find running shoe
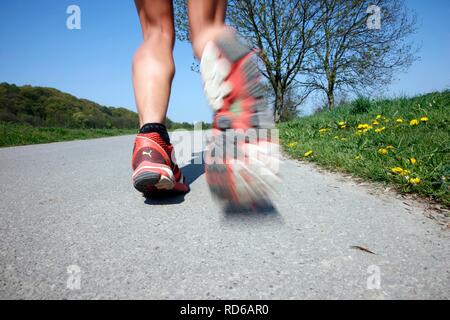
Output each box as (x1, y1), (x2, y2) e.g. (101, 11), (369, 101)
(132, 133), (189, 195)
(201, 32), (280, 207)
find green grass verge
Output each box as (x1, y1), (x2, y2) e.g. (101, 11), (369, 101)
(279, 91), (450, 207)
(0, 122), (137, 147)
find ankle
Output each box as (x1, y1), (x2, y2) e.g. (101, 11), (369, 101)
(139, 123), (170, 145)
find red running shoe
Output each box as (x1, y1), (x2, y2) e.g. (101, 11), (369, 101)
(132, 133), (189, 195)
(201, 33), (280, 207)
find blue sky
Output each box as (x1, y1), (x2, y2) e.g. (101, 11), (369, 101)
(0, 0), (449, 123)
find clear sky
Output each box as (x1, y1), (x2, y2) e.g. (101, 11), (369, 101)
(0, 0), (449, 122)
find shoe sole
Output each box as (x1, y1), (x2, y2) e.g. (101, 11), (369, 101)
(212, 36), (273, 131)
(133, 171), (190, 195)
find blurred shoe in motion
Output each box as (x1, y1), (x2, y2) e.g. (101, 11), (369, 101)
(201, 32), (280, 208)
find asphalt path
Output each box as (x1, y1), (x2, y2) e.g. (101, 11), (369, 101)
(0, 132), (448, 299)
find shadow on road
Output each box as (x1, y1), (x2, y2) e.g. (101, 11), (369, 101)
(144, 192), (187, 205)
(144, 152), (205, 206)
(221, 201), (284, 227)
(181, 152), (205, 185)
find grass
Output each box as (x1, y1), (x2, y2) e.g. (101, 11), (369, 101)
(279, 91), (450, 208)
(0, 122), (137, 147)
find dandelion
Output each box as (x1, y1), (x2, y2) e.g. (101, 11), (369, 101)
(400, 169), (411, 177)
(304, 150), (314, 157)
(391, 167), (404, 174)
(357, 124), (373, 134)
(396, 118), (404, 124)
(409, 119), (419, 126)
(287, 142), (298, 148)
(409, 177), (421, 185)
(378, 148), (389, 155)
(319, 128), (329, 134)
(409, 157), (417, 165)
(375, 127), (386, 133)
(386, 145), (395, 150)
(420, 116), (429, 122)
(358, 124), (370, 130)
(391, 167), (410, 177)
(372, 120), (380, 125)
(338, 121), (347, 129)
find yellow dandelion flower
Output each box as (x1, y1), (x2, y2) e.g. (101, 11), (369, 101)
(400, 169), (411, 177)
(409, 119), (419, 126)
(396, 118), (404, 124)
(386, 145), (395, 150)
(378, 148), (389, 155)
(372, 120), (380, 125)
(319, 128), (329, 134)
(287, 142), (298, 148)
(420, 117), (429, 122)
(391, 167), (404, 174)
(375, 127), (386, 133)
(409, 157), (417, 165)
(304, 150), (314, 157)
(338, 121), (347, 129)
(357, 124), (370, 130)
(409, 177), (421, 185)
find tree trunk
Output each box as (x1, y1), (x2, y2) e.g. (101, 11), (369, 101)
(273, 81), (284, 123)
(327, 92), (334, 110)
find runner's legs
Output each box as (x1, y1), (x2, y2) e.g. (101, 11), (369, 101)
(133, 0), (175, 126)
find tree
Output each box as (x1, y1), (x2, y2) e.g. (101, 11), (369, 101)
(174, 0), (324, 122)
(308, 0), (418, 110)
(230, 0), (328, 122)
(174, 0), (418, 117)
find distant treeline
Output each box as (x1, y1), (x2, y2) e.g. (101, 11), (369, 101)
(0, 83), (206, 130)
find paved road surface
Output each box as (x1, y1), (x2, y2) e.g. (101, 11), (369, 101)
(0, 133), (448, 299)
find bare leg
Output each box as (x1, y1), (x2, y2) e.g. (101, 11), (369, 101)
(188, 0), (231, 59)
(133, 0), (175, 126)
